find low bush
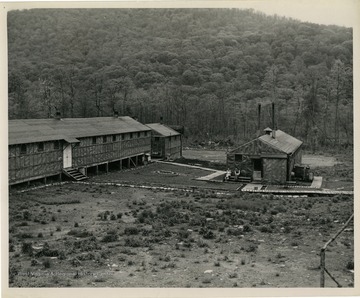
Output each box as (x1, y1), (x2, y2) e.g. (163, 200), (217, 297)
(245, 244), (257, 253)
(346, 260), (354, 270)
(124, 226), (140, 236)
(102, 233), (118, 243)
(23, 211), (31, 221)
(18, 232), (33, 239)
(259, 226), (272, 233)
(21, 242), (33, 255)
(68, 229), (93, 238)
(43, 259), (51, 268)
(124, 236), (148, 247)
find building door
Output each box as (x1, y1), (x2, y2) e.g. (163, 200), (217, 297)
(63, 144), (72, 168)
(252, 158), (262, 177)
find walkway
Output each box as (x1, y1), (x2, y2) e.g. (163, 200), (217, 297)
(154, 160), (221, 172)
(311, 176), (323, 188)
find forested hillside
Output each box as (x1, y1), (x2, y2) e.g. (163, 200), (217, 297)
(8, 9), (353, 147)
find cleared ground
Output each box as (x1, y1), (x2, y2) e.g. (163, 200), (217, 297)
(182, 149), (340, 168)
(9, 162), (354, 288)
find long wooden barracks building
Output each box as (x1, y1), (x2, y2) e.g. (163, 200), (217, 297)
(8, 115), (152, 186)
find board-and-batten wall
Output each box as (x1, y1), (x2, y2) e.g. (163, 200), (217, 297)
(9, 131), (151, 184)
(72, 132), (151, 167)
(8, 141), (63, 184)
(151, 136), (181, 159)
(262, 158), (287, 184)
(164, 136), (181, 159)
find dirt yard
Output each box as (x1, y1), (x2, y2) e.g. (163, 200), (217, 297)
(9, 162), (354, 288)
(182, 149), (342, 168)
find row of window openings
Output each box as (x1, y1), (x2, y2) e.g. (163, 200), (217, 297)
(154, 136), (180, 142)
(93, 132), (147, 144)
(18, 133), (148, 154)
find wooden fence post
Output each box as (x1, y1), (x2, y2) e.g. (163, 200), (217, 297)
(320, 248), (325, 287)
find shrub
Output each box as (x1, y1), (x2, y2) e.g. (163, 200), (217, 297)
(243, 224), (251, 233)
(346, 260), (354, 270)
(178, 229), (190, 240)
(56, 226), (62, 232)
(35, 243), (62, 257)
(200, 227), (216, 239)
(197, 239), (209, 248)
(18, 233), (33, 239)
(228, 272), (238, 278)
(245, 244), (257, 253)
(31, 259), (40, 266)
(43, 259), (51, 268)
(38, 232), (44, 238)
(51, 215), (56, 221)
(202, 278), (212, 284)
(110, 214), (116, 220)
(74, 222), (79, 228)
(259, 226), (272, 233)
(101, 233), (118, 243)
(124, 226), (140, 235)
(124, 237), (145, 247)
(23, 211), (31, 221)
(117, 212), (123, 219)
(21, 242), (33, 255)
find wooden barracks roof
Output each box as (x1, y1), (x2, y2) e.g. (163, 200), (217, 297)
(259, 129), (302, 154)
(146, 123), (180, 137)
(230, 129), (302, 156)
(9, 116), (151, 145)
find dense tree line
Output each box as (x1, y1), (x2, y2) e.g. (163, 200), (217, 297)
(8, 8), (353, 147)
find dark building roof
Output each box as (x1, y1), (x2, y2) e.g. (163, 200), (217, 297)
(9, 117), (151, 145)
(258, 129), (302, 154)
(146, 123), (180, 137)
(229, 129), (302, 156)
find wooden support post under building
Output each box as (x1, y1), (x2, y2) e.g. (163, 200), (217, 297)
(105, 162), (109, 173)
(59, 173), (62, 182)
(96, 165), (99, 175)
(128, 158), (130, 169)
(119, 160), (122, 170)
(44, 177), (47, 185)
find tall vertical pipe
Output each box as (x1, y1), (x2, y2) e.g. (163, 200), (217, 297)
(272, 102), (276, 139)
(258, 104), (261, 131)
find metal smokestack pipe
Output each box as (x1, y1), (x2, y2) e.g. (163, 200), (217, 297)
(258, 104), (261, 131)
(272, 102), (276, 139)
(256, 103), (261, 137)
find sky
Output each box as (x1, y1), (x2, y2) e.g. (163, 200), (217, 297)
(247, 0), (358, 27)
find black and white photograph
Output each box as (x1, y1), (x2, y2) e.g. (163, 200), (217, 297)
(3, 0), (358, 294)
